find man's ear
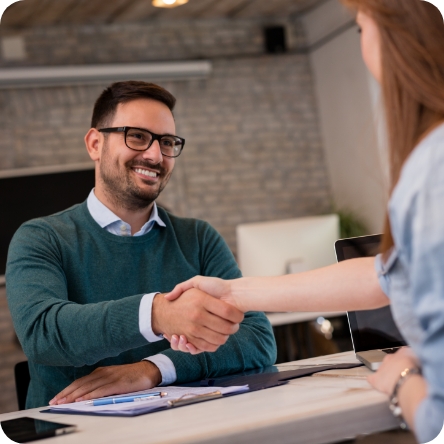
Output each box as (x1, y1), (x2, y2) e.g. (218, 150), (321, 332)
(85, 128), (102, 161)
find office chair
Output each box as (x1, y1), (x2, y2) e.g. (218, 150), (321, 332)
(14, 361), (30, 411)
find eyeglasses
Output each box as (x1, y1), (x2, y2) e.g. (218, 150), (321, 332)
(99, 126), (185, 158)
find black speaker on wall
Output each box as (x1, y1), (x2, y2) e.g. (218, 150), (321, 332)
(264, 26), (287, 54)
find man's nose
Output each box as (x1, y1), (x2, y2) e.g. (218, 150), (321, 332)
(142, 139), (163, 164)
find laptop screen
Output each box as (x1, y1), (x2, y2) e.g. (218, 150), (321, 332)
(335, 235), (406, 352)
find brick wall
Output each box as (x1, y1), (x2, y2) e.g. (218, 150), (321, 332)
(0, 18), (305, 67)
(0, 17), (332, 413)
(0, 16), (331, 250)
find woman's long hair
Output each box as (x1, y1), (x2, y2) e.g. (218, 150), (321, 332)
(341, 0), (444, 251)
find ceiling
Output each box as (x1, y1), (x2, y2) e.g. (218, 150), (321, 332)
(3, 0), (323, 28)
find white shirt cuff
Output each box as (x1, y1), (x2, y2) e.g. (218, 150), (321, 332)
(139, 293), (164, 343)
(144, 355), (177, 386)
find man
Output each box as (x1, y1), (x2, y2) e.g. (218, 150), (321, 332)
(6, 81), (276, 409)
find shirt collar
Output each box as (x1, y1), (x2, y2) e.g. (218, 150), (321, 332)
(87, 189), (166, 233)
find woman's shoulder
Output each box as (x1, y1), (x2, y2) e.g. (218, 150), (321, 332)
(396, 123), (444, 196)
(406, 123), (444, 173)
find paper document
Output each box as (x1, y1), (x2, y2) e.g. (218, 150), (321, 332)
(48, 385), (248, 416)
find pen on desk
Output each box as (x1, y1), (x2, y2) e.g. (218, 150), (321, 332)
(85, 392), (167, 406)
(168, 391), (222, 408)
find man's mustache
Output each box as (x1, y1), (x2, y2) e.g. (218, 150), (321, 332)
(127, 160), (164, 174)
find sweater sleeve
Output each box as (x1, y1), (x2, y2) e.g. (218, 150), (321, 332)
(160, 221), (277, 382)
(6, 222), (147, 367)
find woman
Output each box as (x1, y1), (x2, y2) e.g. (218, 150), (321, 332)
(166, 0), (444, 441)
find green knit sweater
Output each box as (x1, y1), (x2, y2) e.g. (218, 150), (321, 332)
(6, 202), (276, 409)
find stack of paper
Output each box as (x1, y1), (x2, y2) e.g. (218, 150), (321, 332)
(47, 385), (249, 417)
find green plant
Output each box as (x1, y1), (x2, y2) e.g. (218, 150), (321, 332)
(335, 208), (369, 239)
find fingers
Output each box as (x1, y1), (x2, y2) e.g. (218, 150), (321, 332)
(170, 334), (214, 355)
(185, 298), (239, 340)
(201, 310), (240, 336)
(49, 370), (105, 405)
(185, 342), (200, 354)
(49, 362), (160, 406)
(203, 296), (244, 325)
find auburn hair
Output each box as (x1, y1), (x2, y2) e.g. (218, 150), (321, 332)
(341, 0), (444, 251)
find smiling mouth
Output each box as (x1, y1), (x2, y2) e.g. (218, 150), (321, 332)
(133, 167), (159, 179)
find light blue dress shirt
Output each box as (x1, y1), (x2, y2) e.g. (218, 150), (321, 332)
(375, 123), (444, 442)
(87, 190), (177, 385)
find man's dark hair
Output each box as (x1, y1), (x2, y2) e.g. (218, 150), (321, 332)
(91, 80), (177, 128)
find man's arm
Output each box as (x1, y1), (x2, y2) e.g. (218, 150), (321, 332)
(49, 288), (245, 405)
(6, 222), (243, 368)
(6, 222), (148, 367)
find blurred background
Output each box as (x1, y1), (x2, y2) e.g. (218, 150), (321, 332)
(0, 0), (388, 414)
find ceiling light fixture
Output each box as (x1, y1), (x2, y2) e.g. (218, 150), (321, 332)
(152, 0), (189, 8)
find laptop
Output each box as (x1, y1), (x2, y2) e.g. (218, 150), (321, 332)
(335, 235), (407, 370)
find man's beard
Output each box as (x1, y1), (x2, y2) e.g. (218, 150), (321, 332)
(99, 144), (171, 211)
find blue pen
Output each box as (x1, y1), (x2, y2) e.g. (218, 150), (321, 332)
(85, 392), (167, 406)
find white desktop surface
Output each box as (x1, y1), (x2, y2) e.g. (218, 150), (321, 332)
(266, 311), (346, 326)
(0, 352), (400, 444)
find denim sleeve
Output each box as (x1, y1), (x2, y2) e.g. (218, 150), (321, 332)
(405, 150), (444, 443)
(374, 253), (392, 298)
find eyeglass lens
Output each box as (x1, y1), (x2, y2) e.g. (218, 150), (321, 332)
(126, 128), (182, 157)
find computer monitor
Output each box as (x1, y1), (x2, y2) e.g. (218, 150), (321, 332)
(0, 163), (95, 283)
(236, 214), (340, 277)
(335, 235), (406, 352)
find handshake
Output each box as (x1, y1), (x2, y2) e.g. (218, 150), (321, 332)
(154, 276), (243, 355)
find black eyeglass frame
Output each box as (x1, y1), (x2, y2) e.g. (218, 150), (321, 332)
(98, 126), (185, 158)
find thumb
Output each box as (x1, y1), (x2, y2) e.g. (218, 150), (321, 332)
(164, 278), (199, 301)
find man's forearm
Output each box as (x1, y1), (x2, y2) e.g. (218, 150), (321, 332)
(232, 258), (389, 313)
(14, 295), (147, 367)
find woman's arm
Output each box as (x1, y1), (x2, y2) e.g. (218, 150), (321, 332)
(167, 257), (389, 313)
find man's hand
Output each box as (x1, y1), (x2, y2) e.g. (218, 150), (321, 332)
(49, 361), (161, 405)
(153, 288), (243, 354)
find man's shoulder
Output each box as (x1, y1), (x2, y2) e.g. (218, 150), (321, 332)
(157, 207), (213, 232)
(18, 202), (88, 235)
(157, 207), (228, 251)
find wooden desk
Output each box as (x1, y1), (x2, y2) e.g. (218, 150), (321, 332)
(0, 352), (401, 444)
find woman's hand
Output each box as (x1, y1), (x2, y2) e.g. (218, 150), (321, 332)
(163, 334), (201, 354)
(367, 347), (426, 432)
(367, 347), (420, 395)
(165, 276), (238, 308)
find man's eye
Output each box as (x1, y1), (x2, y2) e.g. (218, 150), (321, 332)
(129, 132), (144, 140)
(161, 138), (174, 147)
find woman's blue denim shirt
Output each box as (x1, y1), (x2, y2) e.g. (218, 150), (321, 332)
(375, 123), (444, 443)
